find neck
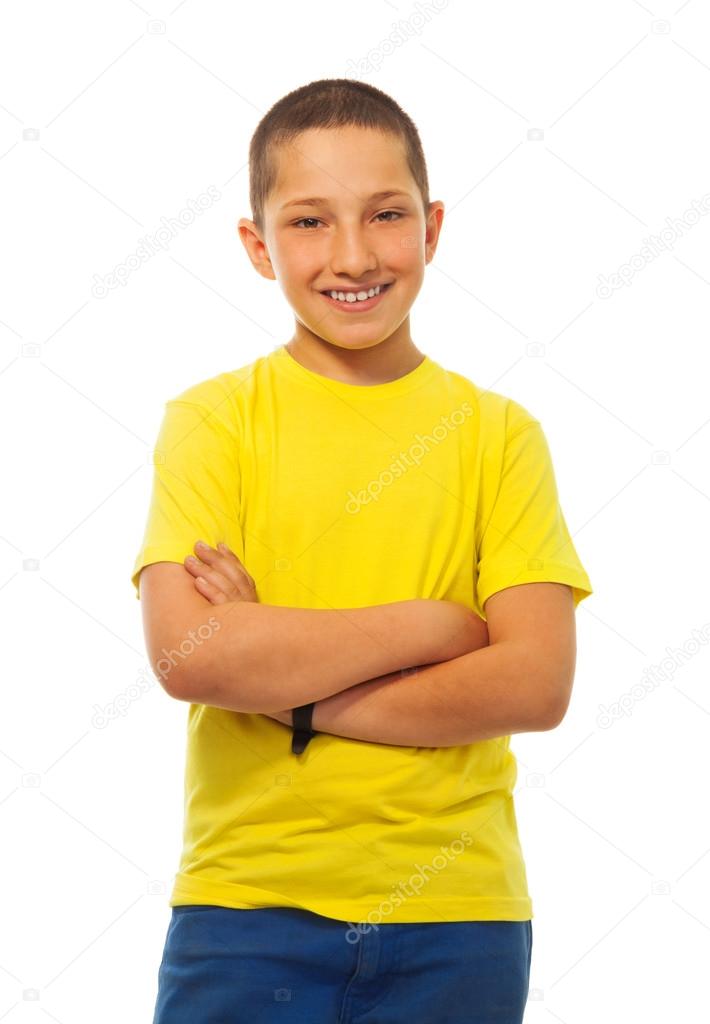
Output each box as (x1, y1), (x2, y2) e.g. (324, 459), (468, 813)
(286, 324), (425, 386)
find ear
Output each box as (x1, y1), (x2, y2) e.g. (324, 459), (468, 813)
(424, 201), (445, 265)
(237, 217), (277, 281)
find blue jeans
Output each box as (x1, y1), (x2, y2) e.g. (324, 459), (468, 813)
(152, 904), (532, 1023)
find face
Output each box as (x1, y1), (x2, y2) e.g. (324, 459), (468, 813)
(238, 126), (444, 353)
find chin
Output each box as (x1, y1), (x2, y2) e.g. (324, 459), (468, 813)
(316, 335), (385, 352)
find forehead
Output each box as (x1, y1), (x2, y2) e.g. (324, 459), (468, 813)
(269, 126), (414, 207)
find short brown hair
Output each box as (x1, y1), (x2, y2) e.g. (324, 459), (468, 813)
(248, 78), (431, 234)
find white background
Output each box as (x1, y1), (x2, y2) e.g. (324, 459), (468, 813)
(2, 0), (709, 1020)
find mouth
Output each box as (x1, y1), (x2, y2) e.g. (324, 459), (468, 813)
(318, 281), (393, 313)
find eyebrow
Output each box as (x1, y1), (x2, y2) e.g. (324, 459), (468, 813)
(279, 190), (412, 210)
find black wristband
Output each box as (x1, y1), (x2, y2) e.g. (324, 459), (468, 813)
(291, 702), (317, 754)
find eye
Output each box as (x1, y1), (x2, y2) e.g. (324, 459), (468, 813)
(293, 217), (321, 230)
(292, 210), (403, 230)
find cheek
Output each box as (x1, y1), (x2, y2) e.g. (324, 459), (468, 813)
(384, 232), (426, 272)
(279, 242), (322, 281)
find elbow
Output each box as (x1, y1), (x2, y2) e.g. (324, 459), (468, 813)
(146, 603), (264, 710)
(139, 564), (253, 705)
(534, 678), (573, 731)
(146, 620), (229, 704)
(148, 646), (197, 702)
(536, 700), (567, 731)
(158, 638), (257, 711)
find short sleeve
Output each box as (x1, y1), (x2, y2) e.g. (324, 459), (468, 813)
(130, 398), (243, 600)
(475, 419), (593, 615)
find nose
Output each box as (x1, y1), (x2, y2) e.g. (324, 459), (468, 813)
(328, 223), (378, 280)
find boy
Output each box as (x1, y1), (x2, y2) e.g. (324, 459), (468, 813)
(133, 78), (592, 1024)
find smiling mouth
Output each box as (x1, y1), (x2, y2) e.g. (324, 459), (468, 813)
(319, 282), (393, 312)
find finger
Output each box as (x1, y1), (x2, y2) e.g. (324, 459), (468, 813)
(193, 574), (231, 605)
(183, 554), (209, 579)
(217, 542), (257, 589)
(195, 541), (256, 593)
(184, 556), (234, 595)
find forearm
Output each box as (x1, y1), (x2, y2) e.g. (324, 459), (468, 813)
(308, 640), (553, 747)
(181, 598), (472, 713)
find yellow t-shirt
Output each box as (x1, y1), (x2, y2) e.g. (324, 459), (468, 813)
(131, 343), (593, 924)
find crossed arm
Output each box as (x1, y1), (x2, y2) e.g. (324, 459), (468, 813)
(271, 634), (569, 747)
(265, 583), (576, 746)
(140, 543), (577, 748)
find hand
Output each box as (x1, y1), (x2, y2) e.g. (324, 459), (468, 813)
(183, 541), (293, 725)
(183, 540), (258, 605)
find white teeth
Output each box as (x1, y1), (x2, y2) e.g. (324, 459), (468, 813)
(327, 284), (384, 302)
